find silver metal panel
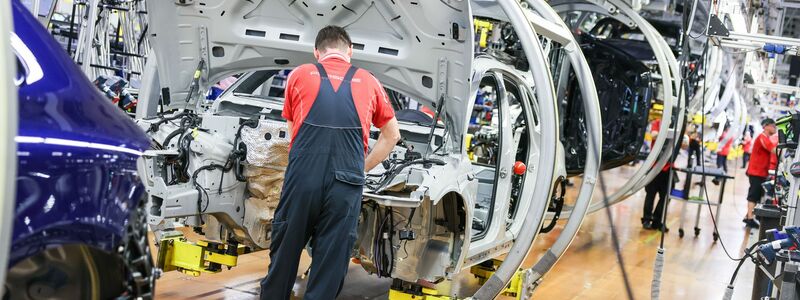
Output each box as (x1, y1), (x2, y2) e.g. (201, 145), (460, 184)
(146, 0), (473, 143)
(0, 0), (18, 291)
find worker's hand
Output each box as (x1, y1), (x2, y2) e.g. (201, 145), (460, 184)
(365, 118), (401, 172)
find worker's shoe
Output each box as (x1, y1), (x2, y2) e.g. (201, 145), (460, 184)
(641, 218), (652, 229)
(651, 223), (668, 232)
(711, 178), (720, 185)
(742, 218), (760, 229)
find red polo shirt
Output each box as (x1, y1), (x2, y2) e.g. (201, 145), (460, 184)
(743, 136), (752, 154)
(282, 54), (395, 154)
(648, 119), (671, 171)
(746, 133), (777, 178)
(718, 131), (733, 156)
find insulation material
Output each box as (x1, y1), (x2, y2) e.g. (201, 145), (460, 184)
(240, 119), (290, 249)
(240, 119), (290, 168)
(243, 166), (285, 249)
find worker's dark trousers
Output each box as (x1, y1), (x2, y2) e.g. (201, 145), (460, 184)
(261, 65), (364, 300)
(687, 142), (702, 167)
(716, 154), (728, 173)
(742, 152), (750, 168)
(643, 169), (670, 226)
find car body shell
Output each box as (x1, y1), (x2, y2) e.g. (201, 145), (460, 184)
(10, 0), (150, 267)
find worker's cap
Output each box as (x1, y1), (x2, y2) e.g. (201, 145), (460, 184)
(761, 118), (776, 126)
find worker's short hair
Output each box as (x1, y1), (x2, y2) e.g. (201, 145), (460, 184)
(315, 26), (351, 52)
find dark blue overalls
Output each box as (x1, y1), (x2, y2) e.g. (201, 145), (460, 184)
(260, 64), (365, 300)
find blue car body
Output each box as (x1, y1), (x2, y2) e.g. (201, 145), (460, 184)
(10, 0), (150, 269)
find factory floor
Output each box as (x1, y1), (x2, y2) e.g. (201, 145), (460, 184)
(153, 159), (759, 299)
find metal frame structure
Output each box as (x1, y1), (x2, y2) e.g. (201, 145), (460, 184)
(550, 0), (685, 216)
(0, 0), (18, 292)
(136, 1), (568, 298)
(466, 0), (604, 297)
(518, 0), (603, 293)
(709, 14), (800, 56)
(467, 2), (602, 293)
(56, 0), (151, 82)
(748, 82), (800, 96)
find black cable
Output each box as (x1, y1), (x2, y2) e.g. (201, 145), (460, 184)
(406, 208), (416, 228)
(696, 38), (748, 262)
(388, 207), (395, 276)
(370, 158), (445, 193)
(146, 111), (189, 133)
(770, 148), (784, 204)
(432, 126), (449, 155)
(597, 172), (636, 300)
(727, 240), (769, 285)
(161, 127), (186, 148)
(658, 0), (696, 249)
(191, 163), (229, 214)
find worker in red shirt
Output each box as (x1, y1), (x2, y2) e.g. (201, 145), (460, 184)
(260, 26), (400, 300)
(743, 118), (778, 229)
(741, 132), (752, 168)
(712, 125), (733, 185)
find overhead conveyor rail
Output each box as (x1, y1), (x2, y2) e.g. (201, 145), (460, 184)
(520, 0), (602, 293)
(468, 0), (603, 298)
(465, 1), (561, 298)
(747, 82), (800, 96)
(708, 15), (800, 56)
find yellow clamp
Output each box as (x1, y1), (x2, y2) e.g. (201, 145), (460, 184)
(470, 259), (527, 300)
(388, 289), (452, 300)
(474, 19), (494, 48)
(156, 236), (244, 277)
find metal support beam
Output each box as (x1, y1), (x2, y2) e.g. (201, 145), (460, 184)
(0, 0), (18, 293)
(747, 82), (800, 96)
(709, 14), (800, 56)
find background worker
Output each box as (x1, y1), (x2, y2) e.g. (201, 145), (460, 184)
(260, 26), (401, 300)
(743, 118), (778, 229)
(687, 124), (702, 167)
(641, 121), (687, 231)
(712, 124), (733, 185)
(741, 132), (752, 168)
(642, 162), (672, 231)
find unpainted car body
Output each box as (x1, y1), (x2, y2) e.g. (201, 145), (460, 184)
(559, 13), (657, 174)
(137, 0), (561, 284)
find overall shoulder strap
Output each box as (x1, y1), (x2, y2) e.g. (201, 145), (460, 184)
(342, 66), (358, 82)
(314, 63), (329, 79)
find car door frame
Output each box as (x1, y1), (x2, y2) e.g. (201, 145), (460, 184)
(467, 69), (514, 246)
(464, 60), (542, 266)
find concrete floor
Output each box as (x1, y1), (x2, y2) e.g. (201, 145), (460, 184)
(153, 158), (760, 299)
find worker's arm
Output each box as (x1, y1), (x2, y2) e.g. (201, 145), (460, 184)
(761, 134), (777, 153)
(365, 118), (401, 172)
(282, 68), (301, 135)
